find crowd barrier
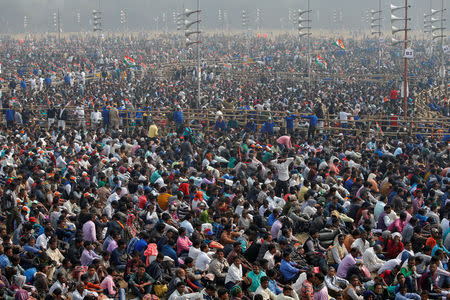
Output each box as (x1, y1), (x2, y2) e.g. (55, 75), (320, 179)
(2, 106), (448, 139)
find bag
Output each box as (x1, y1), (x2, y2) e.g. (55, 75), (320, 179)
(153, 283), (168, 298)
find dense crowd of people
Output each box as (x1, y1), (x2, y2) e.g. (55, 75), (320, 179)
(0, 33), (448, 300)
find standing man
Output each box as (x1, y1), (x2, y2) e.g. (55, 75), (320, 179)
(300, 113), (318, 140)
(271, 154), (294, 197)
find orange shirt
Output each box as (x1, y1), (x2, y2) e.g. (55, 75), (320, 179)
(344, 234), (355, 252)
(426, 237), (437, 249)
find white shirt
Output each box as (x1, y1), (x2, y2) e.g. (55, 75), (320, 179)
(36, 233), (50, 250)
(195, 251), (211, 271)
(255, 285), (277, 300)
(351, 238), (370, 254)
(225, 263), (242, 284)
(362, 247), (385, 272)
(276, 291), (299, 300)
(378, 258), (401, 274)
(339, 111), (351, 124)
(188, 247), (201, 261)
(263, 250), (276, 269)
(168, 290), (201, 300)
(292, 272), (307, 293)
(271, 158), (294, 182)
(72, 290), (97, 300)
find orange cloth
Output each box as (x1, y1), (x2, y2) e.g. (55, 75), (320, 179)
(157, 193), (172, 210)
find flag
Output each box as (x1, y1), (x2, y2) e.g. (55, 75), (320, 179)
(375, 121), (384, 136)
(102, 94), (107, 102)
(315, 55), (328, 69)
(47, 96), (51, 106)
(289, 66), (294, 73)
(334, 39), (345, 50)
(266, 65), (272, 71)
(223, 63), (231, 70)
(123, 55), (136, 68)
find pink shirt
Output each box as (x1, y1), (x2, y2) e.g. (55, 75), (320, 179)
(276, 136), (292, 149)
(176, 236), (193, 255)
(100, 275), (117, 296)
(107, 240), (118, 253)
(82, 220), (96, 242)
(313, 285), (329, 300)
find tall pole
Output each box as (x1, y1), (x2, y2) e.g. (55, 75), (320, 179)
(197, 0), (201, 108)
(57, 8), (61, 42)
(378, 0), (382, 71)
(307, 0), (311, 97)
(440, 0), (446, 94)
(403, 0), (408, 120)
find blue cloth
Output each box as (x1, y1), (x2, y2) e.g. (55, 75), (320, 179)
(23, 244), (40, 254)
(20, 80), (26, 90)
(5, 109), (14, 122)
(102, 107), (110, 124)
(267, 213), (277, 227)
(214, 120), (226, 131)
(268, 278), (282, 295)
(395, 292), (421, 300)
(261, 121), (274, 134)
(280, 259), (299, 281)
(431, 244), (450, 256)
(24, 268), (37, 284)
(301, 115), (318, 126)
(134, 239), (148, 253)
(173, 111), (183, 124)
(161, 244), (179, 266)
(244, 121), (256, 132)
(0, 254), (11, 269)
(285, 115), (297, 130)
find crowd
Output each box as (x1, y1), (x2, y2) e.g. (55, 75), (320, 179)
(0, 33), (448, 300)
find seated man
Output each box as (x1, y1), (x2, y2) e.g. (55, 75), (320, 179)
(128, 264), (154, 299)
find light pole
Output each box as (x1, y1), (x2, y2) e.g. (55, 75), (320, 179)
(23, 16), (28, 33)
(430, 0), (447, 95)
(298, 1), (312, 96)
(184, 2), (201, 107)
(76, 12), (81, 33)
(391, 1), (411, 120)
(120, 10), (127, 32)
(371, 0), (383, 71)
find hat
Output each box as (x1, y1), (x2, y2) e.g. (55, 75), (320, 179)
(22, 206), (29, 212)
(29, 217), (36, 223)
(82, 172), (88, 177)
(54, 191), (61, 196)
(195, 191), (204, 199)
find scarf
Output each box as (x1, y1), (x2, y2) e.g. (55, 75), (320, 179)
(313, 282), (325, 293)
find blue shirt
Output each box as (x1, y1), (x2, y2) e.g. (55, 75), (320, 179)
(173, 111), (183, 124)
(267, 213), (277, 227)
(268, 278), (282, 295)
(301, 115), (318, 126)
(214, 120), (226, 131)
(0, 254), (11, 269)
(161, 244), (179, 266)
(431, 244), (450, 256)
(280, 259), (299, 281)
(261, 121), (274, 134)
(134, 239), (148, 253)
(285, 115), (297, 129)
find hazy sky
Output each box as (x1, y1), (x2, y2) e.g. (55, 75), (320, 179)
(0, 0), (447, 34)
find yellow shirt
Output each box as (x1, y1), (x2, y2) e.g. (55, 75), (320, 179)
(148, 124), (158, 138)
